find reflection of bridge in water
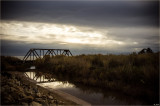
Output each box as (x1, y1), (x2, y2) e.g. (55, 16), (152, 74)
(24, 71), (56, 83)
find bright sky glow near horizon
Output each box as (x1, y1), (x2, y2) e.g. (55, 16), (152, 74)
(1, 20), (125, 45)
(1, 1), (159, 56)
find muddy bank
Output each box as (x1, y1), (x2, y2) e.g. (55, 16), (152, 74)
(1, 71), (77, 105)
(44, 87), (91, 105)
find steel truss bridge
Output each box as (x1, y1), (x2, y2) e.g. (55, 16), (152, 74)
(23, 48), (73, 63)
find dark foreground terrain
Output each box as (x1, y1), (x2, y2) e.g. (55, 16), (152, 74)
(1, 71), (76, 105)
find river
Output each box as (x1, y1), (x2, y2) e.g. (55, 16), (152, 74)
(24, 71), (144, 105)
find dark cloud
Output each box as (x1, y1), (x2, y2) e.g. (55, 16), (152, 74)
(1, 1), (159, 56)
(0, 39), (130, 56)
(1, 40), (69, 56)
(1, 38), (159, 57)
(1, 40), (30, 56)
(1, 1), (159, 28)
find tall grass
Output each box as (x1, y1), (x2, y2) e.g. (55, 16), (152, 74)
(35, 53), (159, 104)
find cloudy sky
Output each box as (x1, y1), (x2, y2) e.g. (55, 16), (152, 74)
(1, 0), (159, 56)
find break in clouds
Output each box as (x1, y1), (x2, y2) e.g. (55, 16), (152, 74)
(1, 1), (159, 56)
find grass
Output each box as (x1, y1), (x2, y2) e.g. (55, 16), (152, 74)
(35, 52), (159, 104)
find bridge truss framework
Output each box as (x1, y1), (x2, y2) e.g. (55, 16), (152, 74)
(23, 48), (73, 62)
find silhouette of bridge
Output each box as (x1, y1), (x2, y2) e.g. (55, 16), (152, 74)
(23, 48), (73, 63)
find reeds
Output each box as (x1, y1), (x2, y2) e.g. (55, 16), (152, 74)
(35, 52), (159, 104)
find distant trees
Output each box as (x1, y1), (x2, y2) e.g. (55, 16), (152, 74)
(138, 48), (153, 54)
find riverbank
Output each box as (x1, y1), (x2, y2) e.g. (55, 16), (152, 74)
(24, 71), (91, 105)
(1, 71), (77, 105)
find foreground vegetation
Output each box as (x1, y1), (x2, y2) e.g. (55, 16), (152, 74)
(1, 52), (159, 104)
(35, 52), (159, 104)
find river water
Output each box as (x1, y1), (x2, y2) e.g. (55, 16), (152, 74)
(24, 71), (144, 105)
